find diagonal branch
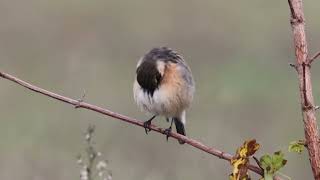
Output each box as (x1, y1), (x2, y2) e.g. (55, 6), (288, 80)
(0, 71), (266, 177)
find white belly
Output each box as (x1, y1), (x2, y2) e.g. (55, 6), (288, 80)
(133, 80), (191, 117)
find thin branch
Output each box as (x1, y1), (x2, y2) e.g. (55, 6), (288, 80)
(253, 156), (263, 170)
(0, 71), (266, 177)
(287, 0), (320, 179)
(309, 50), (320, 64)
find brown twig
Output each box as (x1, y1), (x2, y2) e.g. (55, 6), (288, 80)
(0, 71), (268, 177)
(287, 0), (320, 179)
(253, 156), (263, 170)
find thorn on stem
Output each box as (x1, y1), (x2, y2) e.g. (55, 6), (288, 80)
(289, 63), (297, 70)
(315, 106), (320, 111)
(309, 51), (320, 64)
(75, 90), (86, 108)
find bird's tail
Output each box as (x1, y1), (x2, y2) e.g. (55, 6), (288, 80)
(173, 117), (186, 144)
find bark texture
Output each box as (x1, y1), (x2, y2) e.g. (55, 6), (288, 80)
(288, 0), (320, 179)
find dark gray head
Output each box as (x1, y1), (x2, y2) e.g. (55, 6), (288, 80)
(136, 47), (184, 96)
(142, 47), (184, 64)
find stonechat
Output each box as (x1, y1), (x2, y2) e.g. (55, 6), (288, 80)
(133, 47), (195, 144)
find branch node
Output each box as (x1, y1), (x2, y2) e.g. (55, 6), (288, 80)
(302, 104), (313, 111)
(289, 63), (298, 70)
(219, 151), (225, 159)
(75, 90), (86, 108)
(290, 15), (304, 25)
(290, 18), (298, 25)
(308, 51), (320, 64)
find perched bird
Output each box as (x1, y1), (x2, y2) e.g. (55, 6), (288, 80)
(133, 47), (195, 144)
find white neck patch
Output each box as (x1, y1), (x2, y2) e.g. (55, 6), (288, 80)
(156, 60), (166, 76)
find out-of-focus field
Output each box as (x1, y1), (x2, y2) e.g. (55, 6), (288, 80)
(1, 0), (320, 179)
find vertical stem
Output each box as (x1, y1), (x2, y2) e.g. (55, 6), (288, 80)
(288, 0), (320, 179)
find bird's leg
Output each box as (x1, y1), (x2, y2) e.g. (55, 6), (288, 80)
(143, 115), (156, 134)
(164, 118), (174, 141)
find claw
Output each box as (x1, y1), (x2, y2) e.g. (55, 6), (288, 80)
(143, 120), (152, 134)
(163, 127), (172, 141)
(143, 115), (156, 134)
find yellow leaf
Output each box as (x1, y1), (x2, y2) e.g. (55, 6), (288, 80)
(230, 139), (260, 180)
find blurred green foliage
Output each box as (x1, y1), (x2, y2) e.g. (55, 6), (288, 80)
(288, 140), (305, 154)
(260, 151), (287, 180)
(1, 0), (320, 179)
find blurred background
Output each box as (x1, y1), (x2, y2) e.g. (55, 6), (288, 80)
(1, 0), (320, 179)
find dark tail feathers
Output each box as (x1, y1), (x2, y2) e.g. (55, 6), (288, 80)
(173, 118), (186, 144)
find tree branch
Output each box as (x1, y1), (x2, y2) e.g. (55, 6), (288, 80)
(287, 0), (320, 179)
(0, 71), (267, 177)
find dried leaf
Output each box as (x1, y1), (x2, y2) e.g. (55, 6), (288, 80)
(230, 139), (260, 180)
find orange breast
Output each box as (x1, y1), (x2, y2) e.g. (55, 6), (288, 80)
(158, 62), (186, 115)
(161, 63), (183, 91)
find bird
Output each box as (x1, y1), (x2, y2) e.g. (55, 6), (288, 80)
(133, 47), (195, 144)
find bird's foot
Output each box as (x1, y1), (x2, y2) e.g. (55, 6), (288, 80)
(163, 127), (172, 141)
(143, 115), (156, 134)
(143, 120), (152, 134)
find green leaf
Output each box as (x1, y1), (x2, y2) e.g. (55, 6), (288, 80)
(288, 141), (304, 154)
(260, 151), (287, 178)
(272, 151), (287, 172)
(260, 154), (272, 172)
